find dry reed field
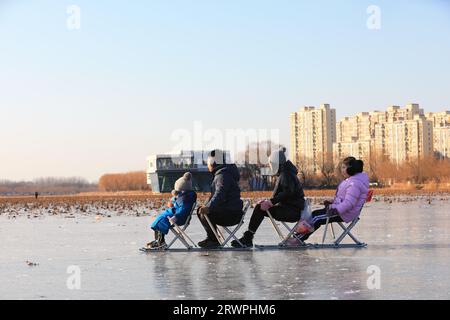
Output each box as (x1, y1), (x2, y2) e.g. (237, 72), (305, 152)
(1, 188), (449, 218)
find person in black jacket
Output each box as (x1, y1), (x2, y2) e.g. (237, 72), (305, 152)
(197, 150), (244, 249)
(232, 147), (305, 248)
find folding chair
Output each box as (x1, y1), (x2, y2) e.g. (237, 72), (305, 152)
(266, 198), (311, 247)
(322, 190), (374, 246)
(165, 202), (198, 250)
(203, 199), (251, 248)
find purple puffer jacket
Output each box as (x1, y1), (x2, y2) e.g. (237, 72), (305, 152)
(331, 172), (369, 223)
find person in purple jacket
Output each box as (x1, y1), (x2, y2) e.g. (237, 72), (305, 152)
(291, 156), (369, 243)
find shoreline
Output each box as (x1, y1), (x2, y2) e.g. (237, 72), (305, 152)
(2, 188), (450, 201)
(0, 190), (449, 219)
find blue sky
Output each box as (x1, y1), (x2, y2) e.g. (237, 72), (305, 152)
(1, 0), (450, 181)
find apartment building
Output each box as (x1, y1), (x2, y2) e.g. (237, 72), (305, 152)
(426, 111), (450, 159)
(374, 114), (433, 164)
(290, 104), (336, 173)
(433, 126), (450, 159)
(293, 103), (447, 171)
(335, 112), (373, 163)
(333, 139), (372, 165)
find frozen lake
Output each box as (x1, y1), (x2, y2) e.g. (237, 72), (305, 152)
(1, 199), (449, 300)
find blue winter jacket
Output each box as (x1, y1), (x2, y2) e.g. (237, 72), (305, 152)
(151, 190), (197, 235)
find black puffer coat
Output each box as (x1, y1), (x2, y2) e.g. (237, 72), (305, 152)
(270, 160), (305, 211)
(206, 164), (243, 212)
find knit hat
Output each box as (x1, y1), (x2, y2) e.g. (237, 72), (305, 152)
(174, 172), (193, 192)
(268, 147), (287, 175)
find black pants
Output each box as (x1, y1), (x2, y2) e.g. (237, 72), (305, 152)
(248, 204), (301, 234)
(198, 208), (243, 241)
(300, 208), (343, 241)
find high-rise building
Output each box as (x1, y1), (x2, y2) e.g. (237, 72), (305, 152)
(386, 103), (423, 122)
(425, 111), (450, 128)
(335, 112), (372, 165)
(425, 111), (450, 159)
(374, 114), (433, 164)
(336, 112), (372, 143)
(293, 103), (448, 171)
(336, 116), (358, 143)
(433, 126), (450, 159)
(290, 104), (336, 173)
(356, 112), (372, 141)
(333, 139), (372, 166)
(335, 104), (433, 165)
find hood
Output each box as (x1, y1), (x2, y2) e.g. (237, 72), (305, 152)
(279, 160), (298, 176)
(214, 164), (240, 182)
(226, 164), (241, 182)
(211, 163), (226, 175)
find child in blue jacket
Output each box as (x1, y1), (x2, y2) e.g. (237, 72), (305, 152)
(147, 172), (197, 249)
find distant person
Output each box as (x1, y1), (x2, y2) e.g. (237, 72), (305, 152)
(35, 192), (39, 199)
(249, 174), (265, 191)
(232, 147), (305, 248)
(287, 157), (369, 245)
(147, 172), (197, 250)
(197, 150), (244, 249)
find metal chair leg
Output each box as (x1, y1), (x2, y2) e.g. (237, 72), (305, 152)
(201, 201), (250, 248)
(166, 230), (180, 248)
(170, 228), (191, 249)
(221, 223), (244, 247)
(280, 221), (305, 246)
(204, 214), (224, 246)
(267, 209), (285, 241)
(334, 221), (360, 245)
(330, 223), (336, 239)
(165, 202), (198, 249)
(322, 217), (330, 244)
(216, 226), (226, 244)
(173, 224), (197, 248)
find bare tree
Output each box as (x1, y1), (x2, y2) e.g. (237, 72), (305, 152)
(319, 152), (336, 187)
(98, 171), (149, 192)
(296, 160), (315, 187)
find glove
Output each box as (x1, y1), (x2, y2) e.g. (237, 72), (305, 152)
(198, 206), (210, 216)
(323, 200), (333, 207)
(327, 207), (339, 217)
(260, 200), (273, 211)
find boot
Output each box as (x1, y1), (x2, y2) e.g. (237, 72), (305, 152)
(231, 231), (254, 248)
(198, 238), (220, 249)
(146, 230), (159, 248)
(148, 231), (167, 249)
(285, 234), (306, 247)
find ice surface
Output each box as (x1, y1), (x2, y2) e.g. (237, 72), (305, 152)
(0, 199), (449, 300)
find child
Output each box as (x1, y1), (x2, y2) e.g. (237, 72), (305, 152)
(287, 157), (369, 245)
(147, 172), (197, 249)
